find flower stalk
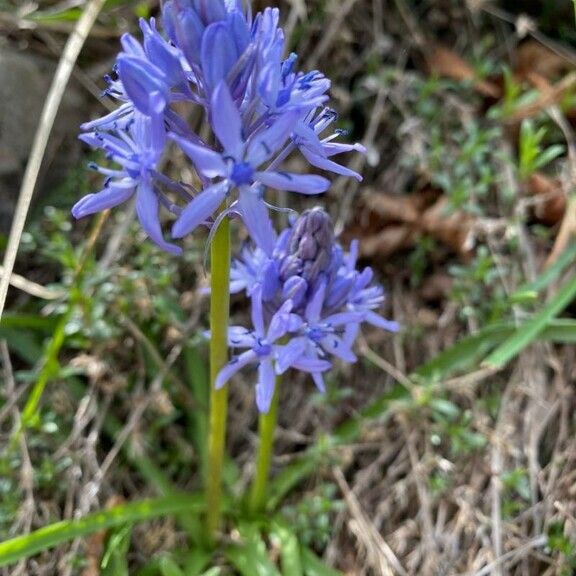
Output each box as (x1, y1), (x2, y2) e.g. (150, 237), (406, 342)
(248, 376), (281, 515)
(206, 209), (231, 542)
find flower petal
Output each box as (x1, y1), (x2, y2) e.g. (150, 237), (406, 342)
(290, 357), (332, 373)
(117, 55), (167, 116)
(237, 187), (276, 256)
(300, 147), (362, 181)
(255, 171), (330, 194)
(364, 311), (401, 333)
(216, 350), (257, 389)
(250, 285), (265, 335)
(320, 334), (357, 362)
(312, 372), (326, 393)
(210, 81), (244, 158)
(171, 181), (228, 238)
(247, 110), (300, 165)
(136, 180), (182, 254)
(170, 135), (226, 178)
(202, 25), (237, 94)
(275, 338), (306, 374)
(228, 326), (256, 348)
(71, 183), (134, 218)
(305, 281), (326, 323)
(255, 359), (276, 413)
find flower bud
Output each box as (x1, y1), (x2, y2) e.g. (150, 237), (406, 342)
(281, 207), (334, 284)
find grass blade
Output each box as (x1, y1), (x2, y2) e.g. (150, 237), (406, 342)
(270, 523), (303, 576)
(225, 523), (281, 576)
(301, 547), (342, 576)
(484, 272), (576, 368)
(0, 494), (203, 567)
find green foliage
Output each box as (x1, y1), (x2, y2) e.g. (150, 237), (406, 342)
(403, 76), (507, 215)
(547, 521), (576, 572)
(282, 484), (344, 549)
(0, 495), (204, 567)
(518, 119), (564, 180)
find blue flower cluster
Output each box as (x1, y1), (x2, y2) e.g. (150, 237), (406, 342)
(219, 208), (399, 412)
(74, 0), (398, 412)
(73, 0), (365, 255)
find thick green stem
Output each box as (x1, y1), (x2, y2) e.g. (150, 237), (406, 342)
(248, 377), (280, 514)
(206, 212), (230, 542)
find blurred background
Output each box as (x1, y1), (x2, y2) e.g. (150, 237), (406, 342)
(1, 0), (576, 574)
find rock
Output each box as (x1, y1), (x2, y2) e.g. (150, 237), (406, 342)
(0, 49), (85, 233)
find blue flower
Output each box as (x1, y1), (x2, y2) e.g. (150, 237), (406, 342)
(170, 81), (330, 241)
(75, 4), (366, 254)
(216, 286), (330, 412)
(72, 113), (182, 255)
(219, 208), (398, 410)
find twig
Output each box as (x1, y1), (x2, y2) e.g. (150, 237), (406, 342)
(333, 466), (409, 576)
(307, 0), (361, 69)
(1, 341), (35, 576)
(471, 535), (548, 576)
(0, 0), (107, 320)
(0, 265), (65, 300)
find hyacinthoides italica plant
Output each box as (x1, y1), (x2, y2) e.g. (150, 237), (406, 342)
(72, 0), (394, 546)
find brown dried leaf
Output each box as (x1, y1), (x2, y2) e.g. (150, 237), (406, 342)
(357, 225), (417, 258)
(516, 40), (574, 82)
(364, 192), (422, 224)
(506, 72), (576, 123)
(421, 197), (475, 256)
(427, 45), (501, 99)
(526, 172), (567, 225)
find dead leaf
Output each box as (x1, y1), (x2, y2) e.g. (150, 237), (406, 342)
(506, 72), (576, 124)
(363, 191), (424, 224)
(358, 225), (417, 258)
(426, 45), (501, 99)
(516, 40), (574, 82)
(421, 197), (476, 256)
(546, 197), (576, 268)
(525, 172), (567, 225)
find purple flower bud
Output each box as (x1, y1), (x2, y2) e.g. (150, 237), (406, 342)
(281, 207), (334, 284)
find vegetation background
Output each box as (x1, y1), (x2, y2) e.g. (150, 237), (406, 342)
(1, 0), (576, 574)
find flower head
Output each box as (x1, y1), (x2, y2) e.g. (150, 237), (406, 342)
(219, 208), (399, 410)
(73, 2), (365, 254)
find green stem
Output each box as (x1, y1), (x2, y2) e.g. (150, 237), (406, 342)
(248, 377), (280, 514)
(206, 212), (231, 542)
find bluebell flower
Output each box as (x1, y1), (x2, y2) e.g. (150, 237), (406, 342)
(72, 112), (182, 255)
(75, 2), (365, 254)
(219, 208), (398, 410)
(170, 81), (330, 240)
(216, 286), (331, 412)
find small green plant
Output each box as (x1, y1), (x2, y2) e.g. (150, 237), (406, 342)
(282, 484), (344, 549)
(518, 119), (564, 180)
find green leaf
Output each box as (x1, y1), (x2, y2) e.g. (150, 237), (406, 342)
(268, 458), (319, 511)
(414, 324), (510, 381)
(513, 241), (576, 296)
(183, 343), (209, 480)
(270, 523), (303, 576)
(225, 523), (281, 576)
(0, 327), (43, 364)
(182, 549), (213, 575)
(0, 313), (58, 331)
(158, 555), (186, 576)
(101, 525), (132, 576)
(0, 494), (203, 567)
(301, 548), (342, 576)
(484, 272), (576, 368)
